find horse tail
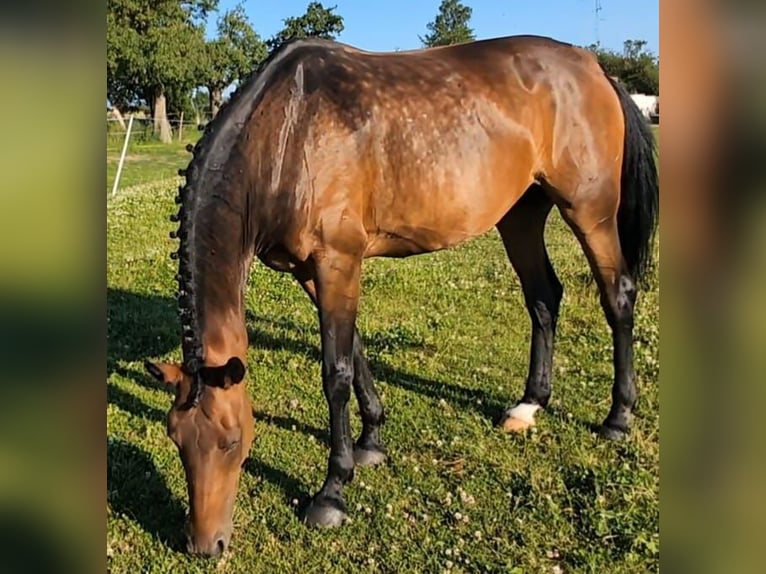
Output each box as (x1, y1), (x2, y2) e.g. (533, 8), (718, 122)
(606, 75), (659, 284)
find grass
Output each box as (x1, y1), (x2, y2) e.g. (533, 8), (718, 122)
(107, 140), (659, 573)
(107, 130), (202, 193)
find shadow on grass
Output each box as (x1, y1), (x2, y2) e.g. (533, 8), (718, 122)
(106, 286), (516, 540)
(107, 287), (179, 385)
(544, 404), (603, 435)
(107, 382), (166, 423)
(107, 438), (187, 551)
(107, 287), (506, 422)
(254, 411), (329, 446)
(106, 289), (509, 490)
(242, 458), (311, 509)
(245, 310), (505, 421)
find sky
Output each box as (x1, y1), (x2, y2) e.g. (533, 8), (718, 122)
(207, 0), (659, 55)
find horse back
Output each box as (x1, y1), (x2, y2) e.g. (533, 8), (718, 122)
(246, 36), (621, 262)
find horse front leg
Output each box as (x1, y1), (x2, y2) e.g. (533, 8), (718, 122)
(293, 267), (387, 468)
(302, 251), (362, 528)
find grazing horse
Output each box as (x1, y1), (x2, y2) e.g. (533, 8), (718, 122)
(144, 35), (658, 556)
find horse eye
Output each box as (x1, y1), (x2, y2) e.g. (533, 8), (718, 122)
(223, 439), (240, 452)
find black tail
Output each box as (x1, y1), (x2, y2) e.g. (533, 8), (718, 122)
(606, 76), (659, 284)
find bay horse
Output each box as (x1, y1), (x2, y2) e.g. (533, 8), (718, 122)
(144, 35), (658, 557)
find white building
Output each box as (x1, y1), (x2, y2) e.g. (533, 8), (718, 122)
(629, 94), (659, 121)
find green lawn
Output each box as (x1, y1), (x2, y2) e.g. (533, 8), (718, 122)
(107, 130), (202, 194)
(107, 142), (659, 572)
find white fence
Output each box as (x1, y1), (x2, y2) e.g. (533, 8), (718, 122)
(107, 115), (203, 197)
(106, 115), (204, 145)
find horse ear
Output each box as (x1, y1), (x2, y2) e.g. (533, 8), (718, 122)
(144, 361), (183, 386)
(224, 357), (246, 385)
(198, 357), (246, 388)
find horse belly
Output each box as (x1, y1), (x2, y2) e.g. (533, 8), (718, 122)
(365, 180), (517, 258)
(364, 223), (468, 257)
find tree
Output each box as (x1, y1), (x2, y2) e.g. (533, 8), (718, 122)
(191, 89), (210, 124)
(107, 6), (142, 113)
(587, 40), (659, 95)
(202, 4), (267, 118)
(165, 82), (198, 129)
(420, 0), (475, 48)
(266, 2), (344, 53)
(620, 40), (659, 95)
(107, 0), (214, 142)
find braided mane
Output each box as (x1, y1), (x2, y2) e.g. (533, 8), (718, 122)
(170, 39), (308, 406)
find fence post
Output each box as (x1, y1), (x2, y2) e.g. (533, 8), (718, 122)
(111, 114), (134, 197)
(178, 112), (184, 141)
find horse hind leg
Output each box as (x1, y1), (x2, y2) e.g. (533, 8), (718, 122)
(558, 181), (638, 440)
(496, 184), (563, 432)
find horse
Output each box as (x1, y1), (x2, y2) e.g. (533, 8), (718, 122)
(144, 35), (658, 557)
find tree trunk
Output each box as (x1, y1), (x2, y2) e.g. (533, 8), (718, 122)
(152, 89), (172, 144)
(209, 86), (223, 119)
(109, 106), (126, 131)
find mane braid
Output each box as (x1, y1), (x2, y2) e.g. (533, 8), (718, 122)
(170, 39), (309, 406)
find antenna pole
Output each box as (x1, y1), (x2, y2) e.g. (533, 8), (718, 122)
(594, 0), (603, 46)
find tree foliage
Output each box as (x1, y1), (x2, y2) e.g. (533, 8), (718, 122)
(266, 2), (344, 52)
(587, 40), (659, 95)
(420, 0), (475, 48)
(107, 0), (215, 141)
(107, 0), (214, 103)
(202, 4), (266, 117)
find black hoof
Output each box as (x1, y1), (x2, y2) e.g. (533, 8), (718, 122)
(598, 423), (628, 441)
(302, 496), (348, 529)
(353, 445), (387, 467)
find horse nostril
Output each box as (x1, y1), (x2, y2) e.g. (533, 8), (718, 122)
(216, 538), (226, 555)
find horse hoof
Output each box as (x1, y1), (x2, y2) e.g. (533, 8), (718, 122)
(302, 497), (348, 529)
(598, 424), (628, 441)
(500, 416), (534, 433)
(498, 403), (539, 433)
(353, 447), (387, 467)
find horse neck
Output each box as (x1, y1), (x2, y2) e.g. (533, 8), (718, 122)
(191, 220), (252, 369)
(198, 296), (248, 369)
(176, 43), (300, 372)
(175, 164), (254, 370)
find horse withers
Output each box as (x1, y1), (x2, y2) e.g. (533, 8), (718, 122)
(144, 35), (658, 555)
